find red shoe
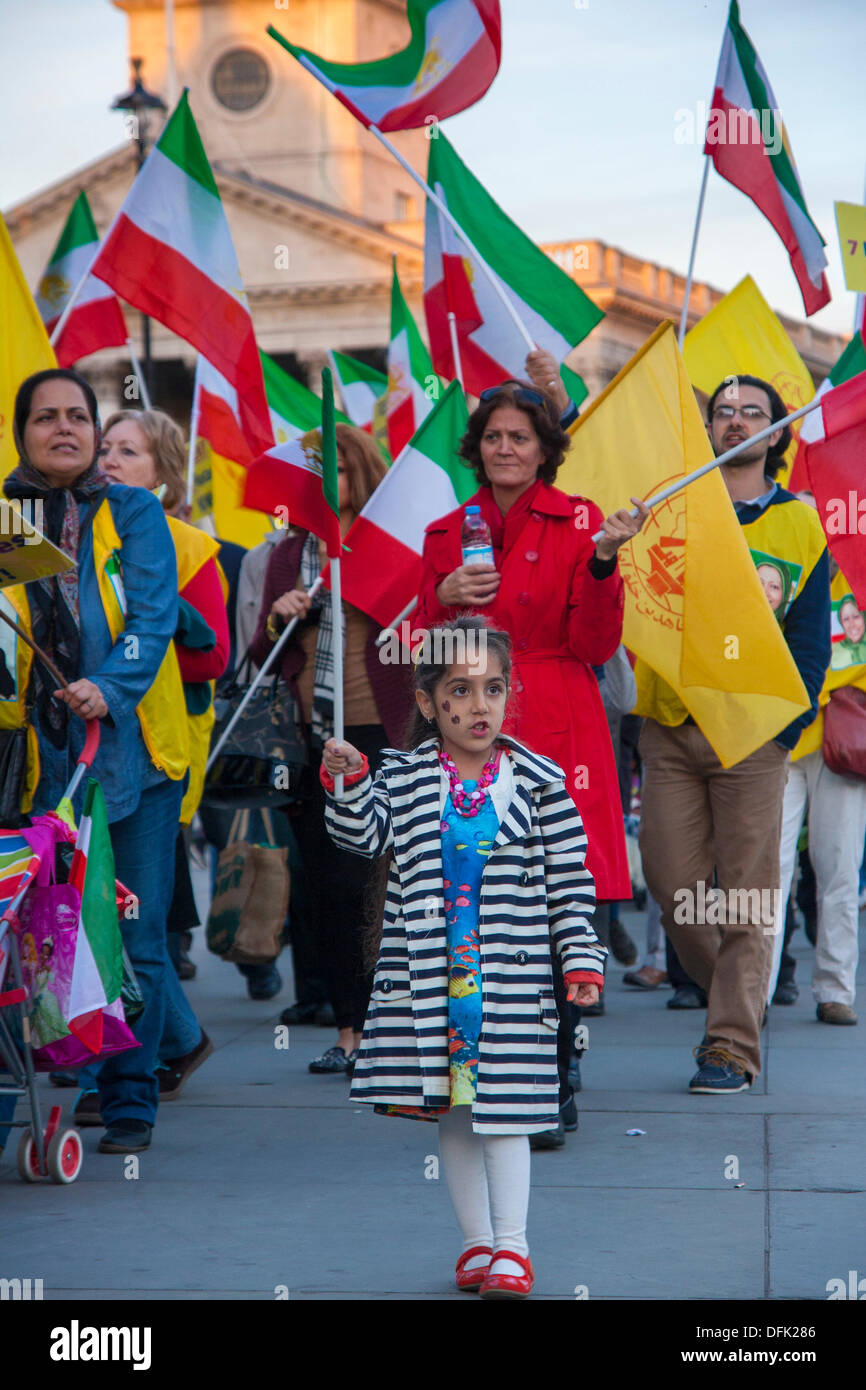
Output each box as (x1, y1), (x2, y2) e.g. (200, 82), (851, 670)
(455, 1245), (492, 1292)
(479, 1250), (534, 1300)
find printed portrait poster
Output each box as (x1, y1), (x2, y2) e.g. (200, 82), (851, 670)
(830, 592), (866, 671)
(749, 548), (803, 624)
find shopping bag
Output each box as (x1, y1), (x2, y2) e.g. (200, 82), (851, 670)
(206, 810), (289, 963)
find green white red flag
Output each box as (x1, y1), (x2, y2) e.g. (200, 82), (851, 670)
(337, 379), (473, 625)
(268, 1), (501, 132)
(243, 416), (343, 559)
(35, 191), (128, 367)
(91, 90), (272, 456)
(704, 0), (830, 316)
(424, 132), (601, 401)
(328, 349), (387, 432)
(373, 262), (439, 461)
(788, 333), (866, 491)
(804, 368), (866, 607)
(65, 780), (126, 1054)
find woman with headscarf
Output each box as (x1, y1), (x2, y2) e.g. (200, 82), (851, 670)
(0, 368), (189, 1155)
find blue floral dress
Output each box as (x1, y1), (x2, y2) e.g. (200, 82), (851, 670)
(441, 773), (501, 1105)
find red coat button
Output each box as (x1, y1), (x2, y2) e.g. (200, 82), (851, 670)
(517, 638), (529, 651)
(525, 550), (538, 562)
(531, 511), (543, 522)
(517, 592), (530, 605)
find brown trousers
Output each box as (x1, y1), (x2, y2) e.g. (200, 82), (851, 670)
(638, 720), (790, 1077)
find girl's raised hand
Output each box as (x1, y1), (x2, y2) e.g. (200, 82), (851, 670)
(567, 981), (600, 1007)
(322, 738), (363, 776)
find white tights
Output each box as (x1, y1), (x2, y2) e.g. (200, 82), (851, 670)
(437, 1105), (531, 1275)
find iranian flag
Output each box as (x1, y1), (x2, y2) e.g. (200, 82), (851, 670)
(374, 262), (438, 461)
(192, 353), (349, 546)
(91, 90), (271, 456)
(704, 1), (830, 316)
(329, 349), (387, 432)
(244, 415), (342, 558)
(35, 191), (128, 367)
(268, 1), (501, 131)
(337, 380), (473, 626)
(64, 781), (129, 1056)
(788, 334), (866, 491)
(804, 368), (866, 607)
(424, 133), (602, 401)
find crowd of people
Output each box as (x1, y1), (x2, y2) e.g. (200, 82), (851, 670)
(0, 351), (862, 1300)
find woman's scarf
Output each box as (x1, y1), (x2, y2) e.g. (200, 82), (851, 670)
(4, 455), (109, 748)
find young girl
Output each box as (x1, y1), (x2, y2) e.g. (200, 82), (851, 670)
(320, 616), (606, 1299)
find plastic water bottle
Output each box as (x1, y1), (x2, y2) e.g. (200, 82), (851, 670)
(461, 505), (495, 569)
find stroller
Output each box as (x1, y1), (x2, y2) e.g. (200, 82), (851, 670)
(0, 720), (136, 1184)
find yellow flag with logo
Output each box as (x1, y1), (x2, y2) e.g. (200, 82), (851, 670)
(682, 275), (813, 485)
(0, 213), (57, 480)
(560, 322), (809, 767)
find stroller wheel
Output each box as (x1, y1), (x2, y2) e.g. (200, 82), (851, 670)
(16, 1130), (43, 1182)
(47, 1129), (83, 1184)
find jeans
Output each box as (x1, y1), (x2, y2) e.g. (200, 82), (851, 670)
(96, 777), (185, 1126)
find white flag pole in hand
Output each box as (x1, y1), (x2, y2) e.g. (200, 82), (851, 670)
(321, 366), (346, 797)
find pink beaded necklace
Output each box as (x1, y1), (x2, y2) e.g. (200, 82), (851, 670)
(439, 744), (504, 818)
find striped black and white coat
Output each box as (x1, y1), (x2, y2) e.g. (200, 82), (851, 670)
(323, 733), (605, 1135)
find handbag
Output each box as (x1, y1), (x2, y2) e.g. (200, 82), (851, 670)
(205, 810), (290, 964)
(822, 685), (866, 780)
(202, 654), (309, 809)
(0, 727), (28, 829)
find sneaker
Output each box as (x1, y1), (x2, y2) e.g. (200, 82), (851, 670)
(609, 921), (639, 966)
(308, 1046), (354, 1074)
(529, 1114), (566, 1150)
(73, 1089), (103, 1128)
(689, 1046), (752, 1094)
(98, 1119), (152, 1154)
(157, 1031), (214, 1100)
(816, 1002), (858, 1025)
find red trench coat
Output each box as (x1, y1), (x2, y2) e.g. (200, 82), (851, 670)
(412, 480), (631, 901)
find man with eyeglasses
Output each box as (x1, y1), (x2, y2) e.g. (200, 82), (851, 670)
(637, 374), (830, 1094)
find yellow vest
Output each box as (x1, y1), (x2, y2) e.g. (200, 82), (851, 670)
(166, 517), (226, 823)
(0, 497), (189, 810)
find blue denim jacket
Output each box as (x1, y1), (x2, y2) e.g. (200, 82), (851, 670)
(31, 484), (180, 824)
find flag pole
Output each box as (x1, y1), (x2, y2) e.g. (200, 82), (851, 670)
(435, 204), (465, 389)
(590, 394), (824, 543)
(321, 366), (345, 797)
(48, 249), (102, 348)
(126, 338), (152, 409)
(678, 156), (710, 349)
(205, 578), (325, 772)
(186, 360), (201, 505)
(375, 595), (419, 646)
(269, 34), (537, 355)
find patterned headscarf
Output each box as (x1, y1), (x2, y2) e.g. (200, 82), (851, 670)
(4, 370), (109, 747)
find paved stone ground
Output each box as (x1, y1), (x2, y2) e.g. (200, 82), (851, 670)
(2, 895), (864, 1302)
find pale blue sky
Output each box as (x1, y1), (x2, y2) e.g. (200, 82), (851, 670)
(2, 0), (864, 335)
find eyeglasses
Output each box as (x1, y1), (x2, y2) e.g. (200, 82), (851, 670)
(711, 405), (772, 422)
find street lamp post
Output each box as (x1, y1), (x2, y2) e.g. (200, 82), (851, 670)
(111, 58), (167, 402)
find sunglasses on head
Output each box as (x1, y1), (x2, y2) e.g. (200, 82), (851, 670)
(479, 382), (546, 406)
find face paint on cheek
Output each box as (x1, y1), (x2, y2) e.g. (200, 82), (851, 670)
(451, 715), (460, 725)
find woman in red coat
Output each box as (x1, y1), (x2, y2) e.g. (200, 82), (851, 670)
(413, 380), (648, 903)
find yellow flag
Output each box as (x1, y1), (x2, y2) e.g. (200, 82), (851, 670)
(0, 213), (57, 480)
(200, 440), (273, 549)
(560, 323), (809, 767)
(682, 275), (813, 485)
